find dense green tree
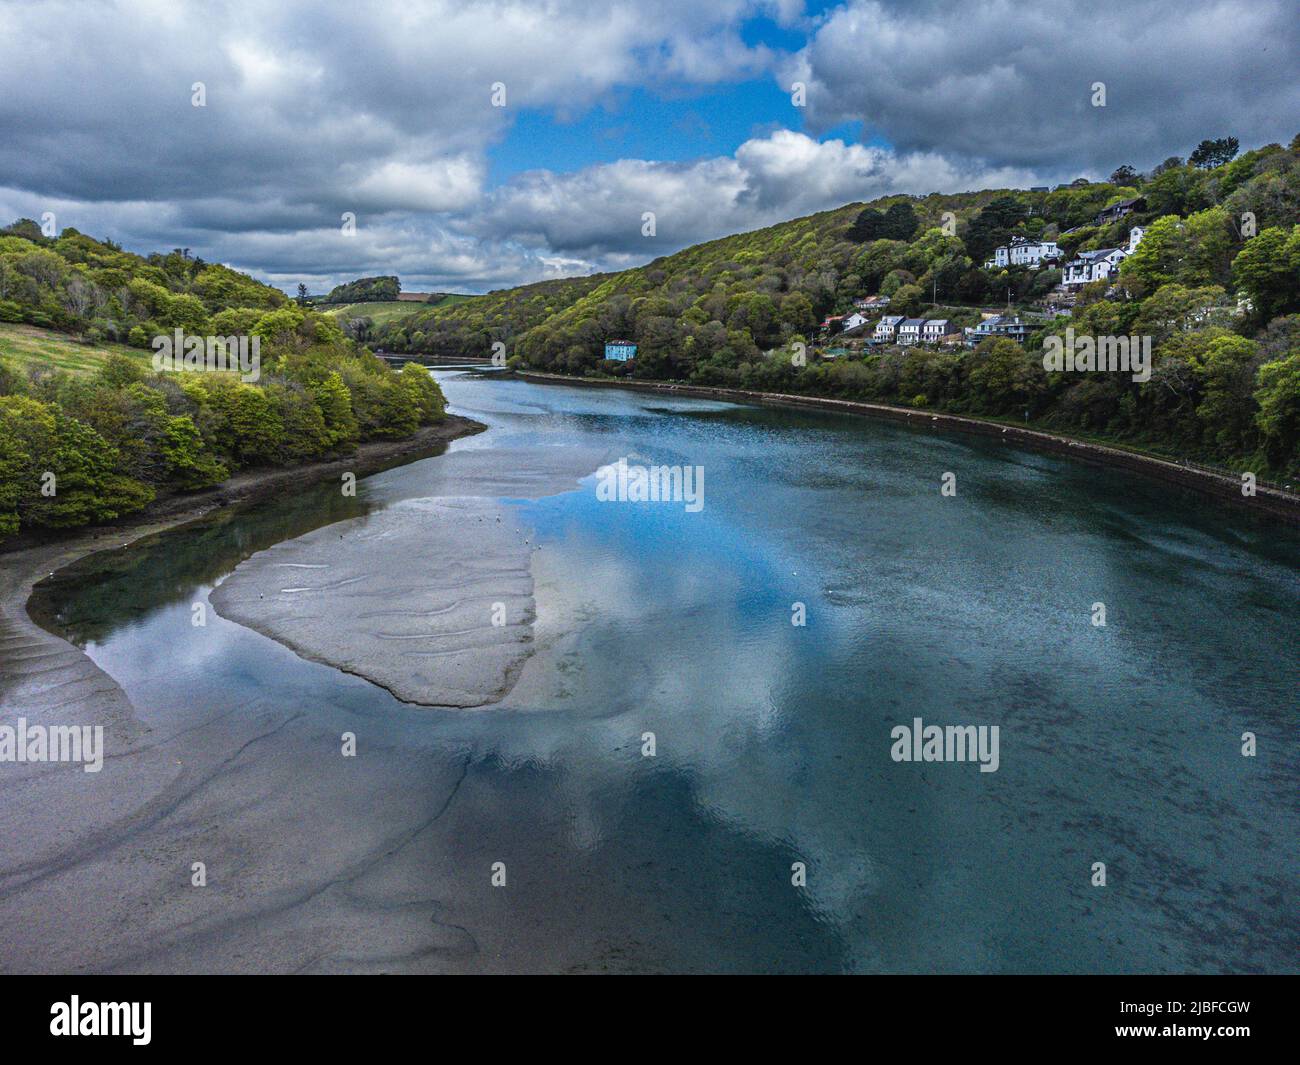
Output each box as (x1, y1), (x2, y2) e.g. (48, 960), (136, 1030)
(847, 208), (888, 243)
(0, 395), (153, 530)
(964, 197), (1030, 263)
(891, 284), (923, 316)
(1189, 137), (1240, 170)
(1132, 284), (1231, 344)
(398, 361), (447, 423)
(1191, 335), (1261, 454)
(157, 413), (229, 489)
(1119, 210), (1234, 293)
(310, 371), (360, 450)
(323, 276), (400, 304)
(1232, 225), (1300, 321)
(1254, 353), (1300, 470)
(966, 338), (1048, 416)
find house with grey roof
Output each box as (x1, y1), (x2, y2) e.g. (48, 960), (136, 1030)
(896, 318), (927, 346)
(963, 315), (1033, 348)
(922, 319), (957, 344)
(873, 315), (905, 343)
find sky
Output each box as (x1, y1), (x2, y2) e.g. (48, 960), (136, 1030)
(1, 0), (1297, 295)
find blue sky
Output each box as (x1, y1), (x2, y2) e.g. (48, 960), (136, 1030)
(487, 7), (867, 186)
(489, 83), (870, 188)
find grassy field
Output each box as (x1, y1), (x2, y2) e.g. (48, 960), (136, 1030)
(323, 294), (476, 325)
(0, 322), (153, 374)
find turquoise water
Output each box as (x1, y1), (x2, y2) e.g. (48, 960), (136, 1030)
(33, 371), (1300, 973)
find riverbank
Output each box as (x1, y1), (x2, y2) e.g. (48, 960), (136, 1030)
(0, 411), (485, 783)
(516, 371), (1300, 525)
(0, 412), (487, 971)
(1, 413), (486, 560)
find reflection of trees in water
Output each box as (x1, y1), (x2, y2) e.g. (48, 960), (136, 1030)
(30, 482), (375, 645)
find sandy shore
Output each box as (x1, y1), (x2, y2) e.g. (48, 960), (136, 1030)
(517, 371), (1300, 524)
(0, 415), (488, 972)
(0, 406), (629, 971)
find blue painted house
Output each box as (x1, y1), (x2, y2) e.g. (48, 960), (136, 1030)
(604, 340), (637, 361)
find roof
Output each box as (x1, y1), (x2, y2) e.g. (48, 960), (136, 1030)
(1097, 198), (1145, 219)
(877, 315), (905, 325)
(900, 318), (926, 327)
(1071, 248), (1119, 262)
(925, 319), (950, 328)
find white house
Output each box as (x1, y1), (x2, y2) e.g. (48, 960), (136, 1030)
(897, 318), (927, 346)
(1062, 248), (1124, 287)
(984, 236), (1061, 270)
(840, 312), (870, 332)
(922, 319), (956, 343)
(1062, 227), (1145, 288)
(874, 315), (905, 342)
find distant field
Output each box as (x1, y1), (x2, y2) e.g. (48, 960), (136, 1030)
(323, 293), (476, 325)
(0, 322), (153, 374)
(427, 293), (475, 309)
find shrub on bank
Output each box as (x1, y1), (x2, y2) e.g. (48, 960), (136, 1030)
(0, 322), (448, 541)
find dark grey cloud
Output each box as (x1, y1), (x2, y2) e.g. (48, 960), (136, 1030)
(785, 0), (1300, 176)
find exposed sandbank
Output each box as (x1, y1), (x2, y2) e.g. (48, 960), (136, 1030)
(210, 497), (535, 708)
(205, 440), (613, 707)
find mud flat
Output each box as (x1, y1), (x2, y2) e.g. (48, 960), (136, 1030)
(210, 496), (534, 707)
(205, 439), (613, 708)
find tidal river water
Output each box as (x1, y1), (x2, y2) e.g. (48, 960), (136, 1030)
(28, 370), (1300, 973)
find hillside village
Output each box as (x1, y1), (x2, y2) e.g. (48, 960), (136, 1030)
(294, 135), (1300, 480)
(815, 193), (1153, 360)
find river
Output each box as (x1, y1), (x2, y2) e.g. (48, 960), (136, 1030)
(22, 369), (1300, 973)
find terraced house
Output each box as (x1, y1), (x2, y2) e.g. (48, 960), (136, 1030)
(922, 319), (958, 344)
(874, 315), (905, 342)
(896, 318), (927, 345)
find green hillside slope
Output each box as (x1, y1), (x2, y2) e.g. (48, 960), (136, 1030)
(374, 135), (1300, 478)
